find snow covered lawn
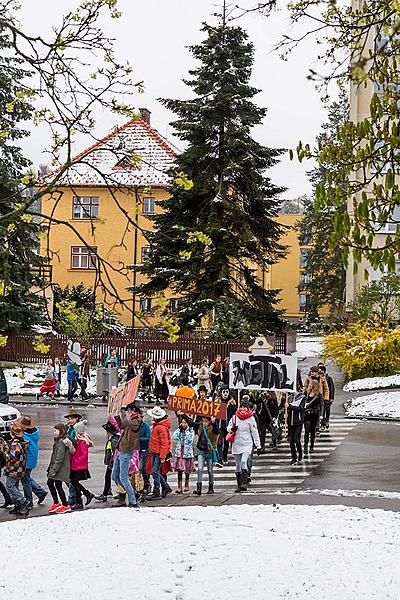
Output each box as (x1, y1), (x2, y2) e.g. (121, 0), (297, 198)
(345, 391), (400, 419)
(4, 366), (98, 396)
(295, 335), (323, 359)
(344, 373), (400, 392)
(1, 505), (400, 599)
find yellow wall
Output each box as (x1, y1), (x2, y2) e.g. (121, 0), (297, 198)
(264, 214), (303, 320)
(40, 186), (169, 327)
(41, 189), (304, 326)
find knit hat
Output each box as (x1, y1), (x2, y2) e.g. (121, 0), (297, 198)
(240, 395), (251, 408)
(54, 423), (67, 437)
(74, 419), (88, 434)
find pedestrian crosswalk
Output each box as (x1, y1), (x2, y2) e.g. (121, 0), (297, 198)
(170, 417), (358, 494)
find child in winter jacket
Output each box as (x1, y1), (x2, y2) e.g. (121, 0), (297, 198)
(5, 423), (29, 516)
(172, 419), (195, 494)
(95, 417), (121, 502)
(70, 420), (94, 510)
(47, 423), (74, 514)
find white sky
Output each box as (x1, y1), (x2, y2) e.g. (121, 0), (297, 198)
(18, 0), (333, 198)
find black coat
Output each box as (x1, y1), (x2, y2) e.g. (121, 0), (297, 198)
(288, 395), (306, 427)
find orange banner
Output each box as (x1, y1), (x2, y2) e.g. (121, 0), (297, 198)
(167, 394), (227, 420)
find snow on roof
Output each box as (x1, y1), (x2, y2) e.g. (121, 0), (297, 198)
(54, 118), (177, 188)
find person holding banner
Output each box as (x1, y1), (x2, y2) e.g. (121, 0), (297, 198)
(227, 397), (261, 493)
(286, 393), (306, 465)
(111, 403), (141, 508)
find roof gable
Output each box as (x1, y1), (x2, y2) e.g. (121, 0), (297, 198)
(56, 118), (177, 188)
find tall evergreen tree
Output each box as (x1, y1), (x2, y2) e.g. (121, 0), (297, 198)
(135, 18), (286, 334)
(0, 24), (45, 332)
(298, 87), (349, 322)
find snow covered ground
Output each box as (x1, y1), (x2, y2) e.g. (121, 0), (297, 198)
(1, 505), (399, 599)
(299, 488), (400, 500)
(345, 391), (400, 419)
(4, 367), (98, 396)
(294, 335), (323, 359)
(344, 373), (400, 392)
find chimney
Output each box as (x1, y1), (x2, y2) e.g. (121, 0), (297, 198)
(139, 108), (151, 125)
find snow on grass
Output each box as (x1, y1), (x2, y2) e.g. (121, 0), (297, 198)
(299, 489), (400, 500)
(4, 367), (98, 396)
(1, 505), (400, 599)
(345, 391), (400, 419)
(344, 374), (400, 392)
(294, 335), (323, 359)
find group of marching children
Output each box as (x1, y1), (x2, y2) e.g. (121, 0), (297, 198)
(0, 360), (335, 515)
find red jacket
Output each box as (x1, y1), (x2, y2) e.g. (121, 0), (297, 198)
(149, 416), (172, 461)
(70, 437), (91, 471)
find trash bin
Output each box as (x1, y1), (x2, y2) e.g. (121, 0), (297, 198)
(96, 367), (118, 397)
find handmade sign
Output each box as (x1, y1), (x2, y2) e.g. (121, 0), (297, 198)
(229, 352), (297, 393)
(167, 395), (227, 420)
(108, 375), (141, 415)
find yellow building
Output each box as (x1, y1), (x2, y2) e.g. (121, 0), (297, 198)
(40, 110), (305, 327)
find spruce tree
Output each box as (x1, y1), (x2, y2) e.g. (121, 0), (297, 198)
(298, 88), (349, 323)
(0, 24), (45, 332)
(135, 19), (286, 334)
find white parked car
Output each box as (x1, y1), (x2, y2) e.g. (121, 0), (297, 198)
(0, 403), (21, 439)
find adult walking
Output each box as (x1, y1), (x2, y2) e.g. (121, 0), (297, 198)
(210, 355), (223, 392)
(19, 415), (47, 508)
(66, 358), (78, 403)
(227, 397), (261, 493)
(287, 393), (306, 465)
(111, 403), (141, 508)
(155, 358), (169, 404)
(79, 348), (90, 401)
(39, 358), (57, 400)
(146, 406), (172, 501)
(198, 357), (211, 392)
(318, 363), (335, 431)
(5, 423), (30, 516)
(303, 366), (328, 454)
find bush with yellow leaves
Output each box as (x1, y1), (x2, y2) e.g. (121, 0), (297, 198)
(323, 322), (400, 380)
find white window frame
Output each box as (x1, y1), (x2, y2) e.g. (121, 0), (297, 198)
(141, 246), (151, 262)
(71, 246), (98, 270)
(140, 298), (152, 313)
(142, 197), (155, 215)
(72, 196), (99, 220)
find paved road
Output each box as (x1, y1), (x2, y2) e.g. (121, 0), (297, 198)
(1, 356), (400, 520)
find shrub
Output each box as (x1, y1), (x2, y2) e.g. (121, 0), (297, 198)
(323, 322), (400, 380)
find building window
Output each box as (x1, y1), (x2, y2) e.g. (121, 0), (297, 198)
(300, 271), (311, 287)
(142, 197), (155, 215)
(300, 248), (310, 268)
(170, 298), (180, 314)
(299, 294), (307, 313)
(140, 298), (152, 313)
(71, 246), (98, 270)
(72, 196), (99, 220)
(141, 246), (152, 262)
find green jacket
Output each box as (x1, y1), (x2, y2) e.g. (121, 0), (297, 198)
(47, 436), (70, 482)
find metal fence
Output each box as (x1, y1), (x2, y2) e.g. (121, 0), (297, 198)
(0, 330), (296, 369)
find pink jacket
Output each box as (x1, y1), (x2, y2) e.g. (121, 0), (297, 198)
(70, 438), (90, 471)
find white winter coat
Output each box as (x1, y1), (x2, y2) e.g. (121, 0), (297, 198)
(227, 413), (261, 455)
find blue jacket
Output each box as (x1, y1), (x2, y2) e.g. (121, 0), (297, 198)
(104, 353), (118, 368)
(140, 421), (150, 451)
(67, 361), (78, 381)
(23, 428), (40, 470)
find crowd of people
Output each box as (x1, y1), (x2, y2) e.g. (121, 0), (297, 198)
(1, 357), (335, 516)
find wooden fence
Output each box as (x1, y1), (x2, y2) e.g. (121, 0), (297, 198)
(0, 331), (296, 369)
